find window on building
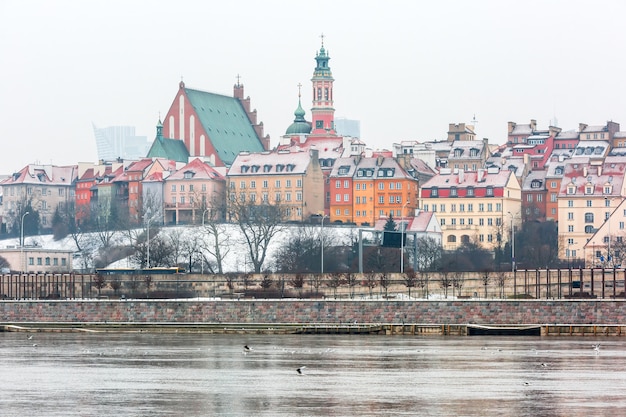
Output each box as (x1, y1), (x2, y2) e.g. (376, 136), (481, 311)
(585, 213), (594, 223)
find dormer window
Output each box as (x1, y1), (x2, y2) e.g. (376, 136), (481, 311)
(450, 187), (458, 197)
(286, 164), (295, 172)
(604, 185), (613, 194)
(567, 184), (576, 195)
(241, 165), (249, 173)
(263, 164), (272, 173)
(555, 166), (564, 175)
(486, 186), (494, 197)
(431, 187), (439, 198)
(531, 180), (542, 189)
(276, 164), (285, 172)
(251, 165), (260, 173)
(585, 184), (593, 194)
(183, 171), (195, 179)
(469, 148), (479, 157)
(453, 148), (463, 157)
(467, 186), (474, 197)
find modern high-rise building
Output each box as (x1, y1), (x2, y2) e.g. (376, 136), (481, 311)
(93, 124), (150, 161)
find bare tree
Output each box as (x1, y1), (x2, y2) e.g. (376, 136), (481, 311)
(290, 273), (305, 298)
(93, 274), (107, 297)
(224, 273), (237, 296)
(379, 272), (390, 298)
(260, 274), (273, 293)
(451, 273), (465, 297)
(403, 269), (417, 298)
(309, 273), (324, 297)
(229, 199), (287, 273)
(144, 275), (152, 298)
(88, 200), (119, 250)
(200, 221), (232, 274)
(495, 270), (508, 298)
(326, 272), (344, 299)
(110, 276), (122, 297)
(415, 236), (442, 272)
(417, 272), (430, 298)
(344, 272), (357, 299)
(439, 270), (452, 298)
(363, 272), (377, 298)
(481, 269), (492, 298)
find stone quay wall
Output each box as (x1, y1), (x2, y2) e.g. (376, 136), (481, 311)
(2, 299), (626, 325)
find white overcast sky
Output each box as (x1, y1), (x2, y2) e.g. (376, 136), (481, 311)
(2, 0), (626, 173)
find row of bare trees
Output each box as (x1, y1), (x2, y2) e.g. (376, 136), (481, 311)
(8, 190), (589, 275)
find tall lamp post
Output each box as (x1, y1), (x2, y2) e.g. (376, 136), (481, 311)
(201, 208), (209, 275)
(605, 197), (615, 268)
(400, 201), (409, 273)
(321, 214), (328, 275)
(20, 211), (30, 274)
(144, 208), (152, 269)
(507, 212), (515, 273)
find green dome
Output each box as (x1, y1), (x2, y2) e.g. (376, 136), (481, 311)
(285, 98), (311, 135)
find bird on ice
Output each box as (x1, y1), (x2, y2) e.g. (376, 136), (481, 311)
(592, 344), (601, 354)
(27, 335), (33, 340)
(243, 345), (252, 354)
(296, 366), (307, 375)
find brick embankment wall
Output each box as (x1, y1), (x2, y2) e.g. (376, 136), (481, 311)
(2, 300), (626, 325)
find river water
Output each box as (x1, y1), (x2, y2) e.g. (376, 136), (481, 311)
(1, 332), (625, 417)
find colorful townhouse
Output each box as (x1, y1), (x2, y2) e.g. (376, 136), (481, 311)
(163, 158), (226, 225)
(420, 168), (522, 251)
(328, 154), (434, 225)
(0, 164), (78, 234)
(557, 156), (626, 266)
(226, 149), (324, 222)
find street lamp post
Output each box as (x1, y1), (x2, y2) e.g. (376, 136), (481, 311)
(605, 197), (614, 268)
(20, 211), (30, 274)
(321, 214), (328, 275)
(400, 201), (409, 273)
(144, 208), (152, 269)
(201, 208), (209, 275)
(507, 212), (515, 273)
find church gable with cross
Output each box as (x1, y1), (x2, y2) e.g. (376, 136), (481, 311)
(157, 78), (270, 167)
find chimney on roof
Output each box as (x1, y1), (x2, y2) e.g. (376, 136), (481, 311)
(549, 125), (561, 138)
(477, 169), (486, 182)
(598, 165), (602, 176)
(376, 155), (384, 166)
(530, 119), (537, 131)
(579, 123), (588, 134)
(508, 121), (516, 135)
(583, 166), (588, 177)
(458, 169), (465, 183)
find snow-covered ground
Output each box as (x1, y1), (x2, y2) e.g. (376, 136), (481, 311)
(0, 223), (363, 273)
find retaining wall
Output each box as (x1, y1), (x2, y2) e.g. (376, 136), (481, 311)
(2, 299), (626, 325)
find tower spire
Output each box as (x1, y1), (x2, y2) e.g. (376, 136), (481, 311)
(310, 36), (335, 135)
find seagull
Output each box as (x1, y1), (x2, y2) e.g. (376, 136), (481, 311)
(27, 335), (33, 340)
(523, 382), (530, 386)
(540, 363), (548, 368)
(296, 366), (307, 375)
(243, 345), (252, 354)
(593, 344), (601, 354)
